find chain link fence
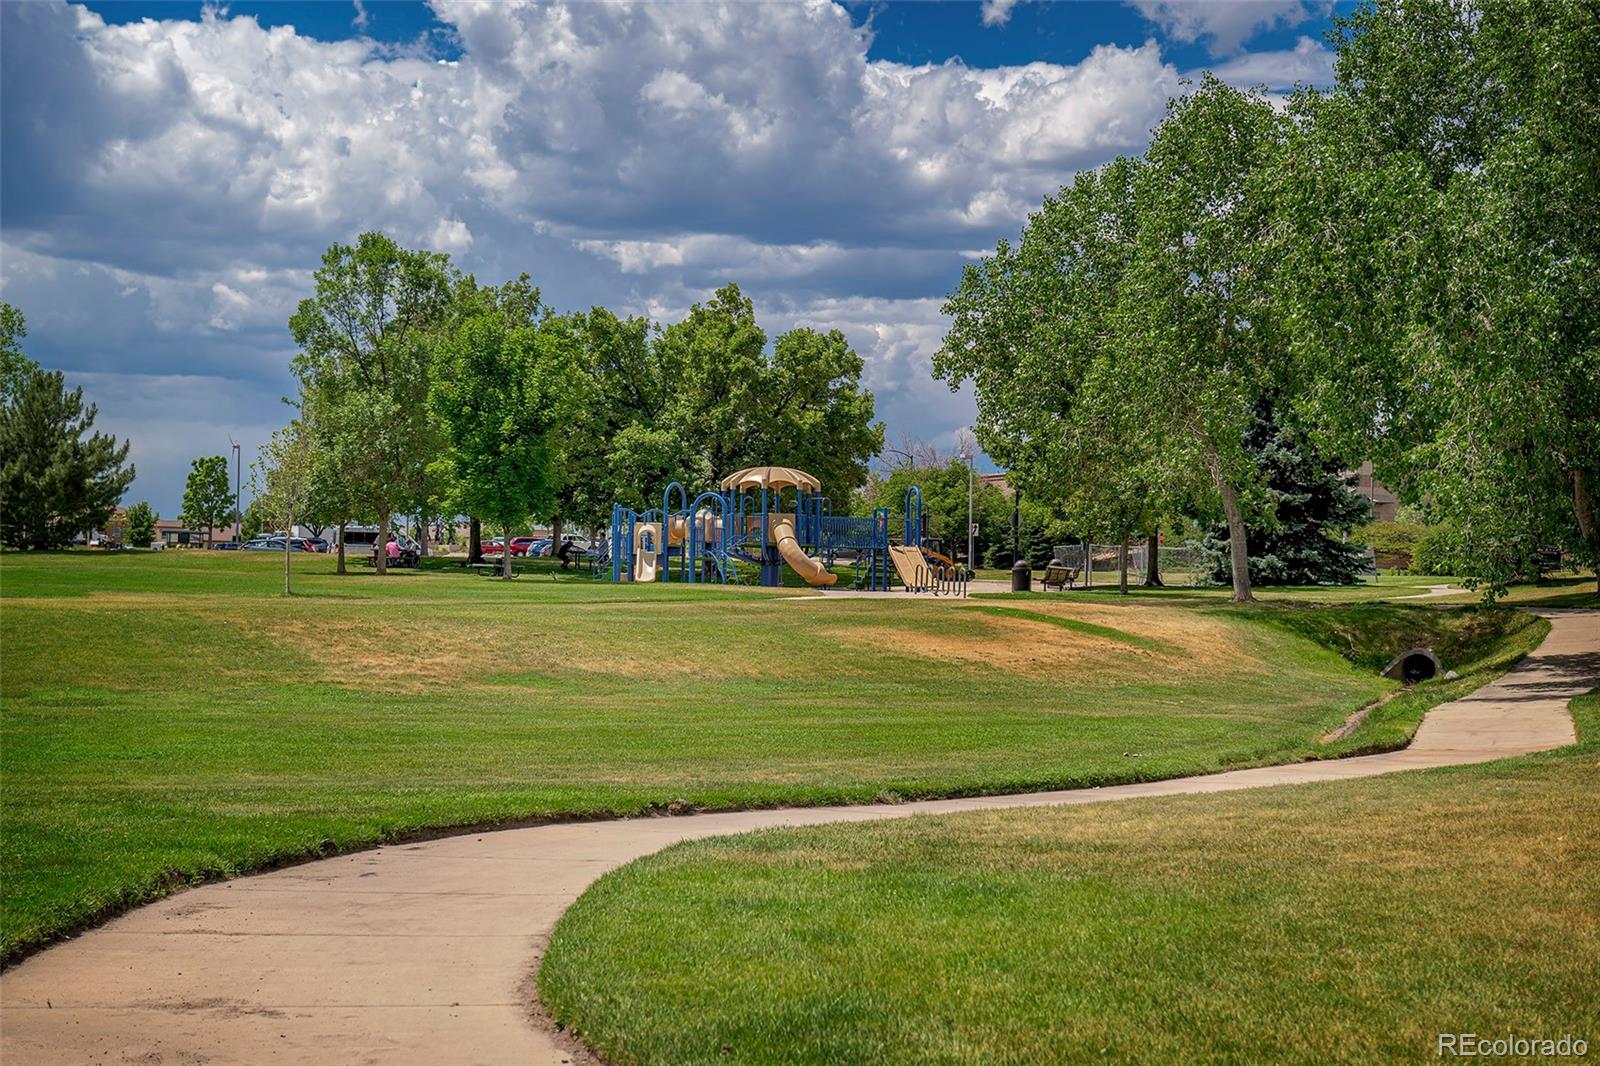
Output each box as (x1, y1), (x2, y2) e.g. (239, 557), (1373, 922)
(1051, 543), (1211, 587)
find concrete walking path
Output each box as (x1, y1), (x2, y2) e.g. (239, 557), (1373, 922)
(3, 609), (1595, 1065)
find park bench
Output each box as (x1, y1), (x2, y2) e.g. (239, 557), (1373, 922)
(1041, 563), (1080, 591)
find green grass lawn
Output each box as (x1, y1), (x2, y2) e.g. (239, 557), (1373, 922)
(540, 693), (1600, 1066)
(0, 550), (1544, 961)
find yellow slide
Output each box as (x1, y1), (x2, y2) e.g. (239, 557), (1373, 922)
(888, 545), (930, 590)
(771, 516), (837, 586)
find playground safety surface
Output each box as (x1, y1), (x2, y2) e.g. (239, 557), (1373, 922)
(3, 609), (1595, 1065)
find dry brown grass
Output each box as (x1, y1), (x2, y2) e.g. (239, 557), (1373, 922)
(982, 600), (1270, 674)
(825, 615), (1158, 676)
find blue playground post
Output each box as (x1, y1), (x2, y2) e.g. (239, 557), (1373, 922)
(661, 482), (688, 583)
(903, 485), (923, 550)
(609, 503), (623, 583)
(687, 490), (729, 583)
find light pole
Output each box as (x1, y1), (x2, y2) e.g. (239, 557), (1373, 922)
(959, 449), (975, 575)
(229, 439), (241, 542)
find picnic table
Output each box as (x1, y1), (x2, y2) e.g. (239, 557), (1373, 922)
(466, 560), (560, 582)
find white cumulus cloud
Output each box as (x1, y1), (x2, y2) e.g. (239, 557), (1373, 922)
(0, 0), (1314, 511)
(1129, 0), (1318, 56)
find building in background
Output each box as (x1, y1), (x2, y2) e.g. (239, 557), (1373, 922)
(976, 472), (1012, 497)
(1350, 461), (1399, 522)
(155, 518), (237, 547)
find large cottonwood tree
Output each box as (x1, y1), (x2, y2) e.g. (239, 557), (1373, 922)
(431, 277), (574, 579)
(651, 284), (882, 505)
(290, 233), (454, 575)
(941, 82), (1291, 604)
(1279, 0), (1600, 593)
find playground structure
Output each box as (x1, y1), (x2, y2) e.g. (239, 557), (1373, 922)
(608, 466), (964, 593)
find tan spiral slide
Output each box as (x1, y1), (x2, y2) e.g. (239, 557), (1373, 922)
(771, 516), (837, 586)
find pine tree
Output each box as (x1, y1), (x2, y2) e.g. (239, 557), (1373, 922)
(1, 367), (135, 549)
(1203, 405), (1372, 585)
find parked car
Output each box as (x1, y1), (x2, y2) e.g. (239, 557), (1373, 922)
(507, 536), (540, 557)
(305, 537), (329, 553)
(243, 537), (309, 552)
(211, 541), (243, 551)
(481, 538), (506, 556)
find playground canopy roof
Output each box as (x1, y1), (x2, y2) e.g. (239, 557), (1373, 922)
(718, 466), (821, 493)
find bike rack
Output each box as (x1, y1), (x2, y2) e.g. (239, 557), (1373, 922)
(932, 568), (969, 598)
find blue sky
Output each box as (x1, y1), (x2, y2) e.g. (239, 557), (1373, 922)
(4, 1), (1351, 514)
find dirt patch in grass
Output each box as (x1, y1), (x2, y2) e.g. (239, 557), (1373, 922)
(258, 616), (491, 691)
(827, 616), (1179, 676)
(967, 602), (1267, 676)
(1018, 601), (1234, 643)
(264, 608), (794, 690)
(1319, 689), (1405, 744)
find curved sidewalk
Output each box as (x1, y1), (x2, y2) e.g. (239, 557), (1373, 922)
(4, 609), (1595, 1066)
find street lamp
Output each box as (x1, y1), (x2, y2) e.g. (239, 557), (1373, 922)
(229, 438), (241, 542)
(958, 449), (975, 575)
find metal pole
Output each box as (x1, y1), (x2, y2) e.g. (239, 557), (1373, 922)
(965, 452), (974, 574)
(1010, 487), (1030, 592)
(229, 439), (241, 542)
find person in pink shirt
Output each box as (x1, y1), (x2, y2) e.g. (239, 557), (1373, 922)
(385, 537), (400, 562)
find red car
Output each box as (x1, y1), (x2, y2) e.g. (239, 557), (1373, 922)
(482, 537), (537, 557)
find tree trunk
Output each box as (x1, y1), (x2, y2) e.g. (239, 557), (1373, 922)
(1143, 533), (1163, 586)
(418, 507), (430, 558)
(1118, 531), (1130, 595)
(551, 514), (563, 552)
(502, 522), (514, 579)
(336, 521), (347, 575)
(469, 518), (482, 565)
(1574, 468), (1599, 594)
(1215, 476), (1254, 604)
(283, 524), (292, 595)
(375, 507), (390, 576)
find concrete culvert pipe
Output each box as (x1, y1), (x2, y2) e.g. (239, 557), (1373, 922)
(1383, 648), (1442, 684)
